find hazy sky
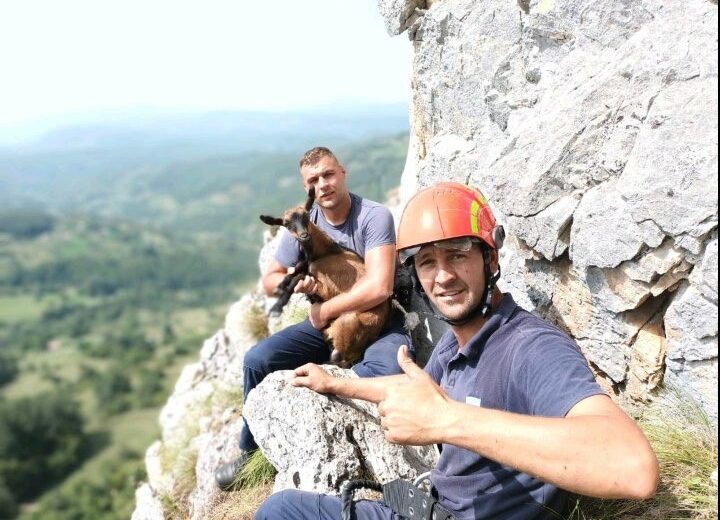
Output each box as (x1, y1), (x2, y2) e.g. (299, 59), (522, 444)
(0, 0), (411, 129)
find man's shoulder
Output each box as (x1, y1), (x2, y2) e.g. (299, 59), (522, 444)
(501, 308), (584, 361)
(352, 193), (390, 213)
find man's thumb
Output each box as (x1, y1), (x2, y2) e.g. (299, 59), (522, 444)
(397, 345), (423, 378)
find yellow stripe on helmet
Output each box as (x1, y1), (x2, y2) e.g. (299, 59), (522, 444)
(470, 200), (480, 234)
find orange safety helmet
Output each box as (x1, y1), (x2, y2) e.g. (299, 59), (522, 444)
(397, 182), (504, 263)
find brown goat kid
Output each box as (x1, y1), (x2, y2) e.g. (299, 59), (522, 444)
(259, 189), (391, 368)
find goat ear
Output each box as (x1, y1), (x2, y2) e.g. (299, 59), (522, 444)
(305, 187), (316, 211)
(259, 215), (283, 226)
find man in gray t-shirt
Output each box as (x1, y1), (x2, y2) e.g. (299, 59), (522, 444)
(274, 191), (396, 268)
(214, 147), (412, 489)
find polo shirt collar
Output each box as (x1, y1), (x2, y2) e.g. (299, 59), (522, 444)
(457, 293), (518, 362)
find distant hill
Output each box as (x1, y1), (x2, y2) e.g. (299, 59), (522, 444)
(0, 107), (408, 241)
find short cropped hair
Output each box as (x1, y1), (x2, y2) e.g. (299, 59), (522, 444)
(299, 147), (338, 169)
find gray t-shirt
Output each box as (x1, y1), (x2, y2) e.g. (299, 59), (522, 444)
(274, 193), (395, 267)
(424, 293), (604, 520)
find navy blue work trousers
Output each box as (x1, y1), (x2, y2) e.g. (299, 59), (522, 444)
(256, 489), (400, 520)
(239, 312), (412, 452)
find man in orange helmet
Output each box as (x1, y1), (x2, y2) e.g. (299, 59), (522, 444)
(255, 182), (659, 520)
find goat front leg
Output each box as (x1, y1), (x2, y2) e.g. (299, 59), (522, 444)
(269, 262), (308, 317)
(273, 260), (308, 297)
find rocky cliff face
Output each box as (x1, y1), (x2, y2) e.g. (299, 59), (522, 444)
(380, 0), (718, 419)
(132, 1), (718, 517)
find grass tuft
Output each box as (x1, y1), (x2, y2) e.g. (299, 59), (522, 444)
(569, 386), (718, 519)
(207, 482), (274, 520)
(232, 450), (277, 489)
(207, 452), (276, 520)
(240, 299), (270, 342)
(278, 299), (309, 331)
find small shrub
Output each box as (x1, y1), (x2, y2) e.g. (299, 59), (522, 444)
(0, 392), (88, 501)
(0, 477), (17, 519)
(93, 369), (132, 416)
(0, 354), (18, 387)
(241, 300), (269, 341)
(22, 449), (146, 520)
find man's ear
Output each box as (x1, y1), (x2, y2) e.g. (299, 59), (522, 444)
(305, 187), (316, 210)
(488, 249), (500, 273)
(259, 215), (283, 226)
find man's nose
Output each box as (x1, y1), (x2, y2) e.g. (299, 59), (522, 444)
(434, 262), (456, 285)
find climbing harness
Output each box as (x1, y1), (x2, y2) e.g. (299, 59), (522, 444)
(340, 472), (456, 520)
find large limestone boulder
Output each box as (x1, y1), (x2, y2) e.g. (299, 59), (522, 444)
(379, 0), (718, 421)
(244, 367), (438, 494)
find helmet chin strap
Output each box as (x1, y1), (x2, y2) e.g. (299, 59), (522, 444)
(413, 248), (501, 327)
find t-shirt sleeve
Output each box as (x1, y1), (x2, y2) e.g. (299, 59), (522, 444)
(362, 205), (396, 251)
(518, 330), (605, 418)
(273, 228), (302, 268)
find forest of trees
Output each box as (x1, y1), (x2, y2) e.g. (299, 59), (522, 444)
(0, 130), (407, 519)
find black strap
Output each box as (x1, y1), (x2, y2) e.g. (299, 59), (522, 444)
(340, 480), (383, 520)
(382, 479), (455, 520)
(340, 478), (456, 520)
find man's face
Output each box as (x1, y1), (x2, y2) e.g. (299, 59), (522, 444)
(414, 242), (495, 322)
(300, 155), (349, 210)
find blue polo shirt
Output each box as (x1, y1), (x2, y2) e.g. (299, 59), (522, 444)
(424, 293), (605, 520)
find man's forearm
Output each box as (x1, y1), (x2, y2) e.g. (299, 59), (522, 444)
(434, 399), (658, 500)
(321, 276), (392, 320)
(262, 271), (286, 297)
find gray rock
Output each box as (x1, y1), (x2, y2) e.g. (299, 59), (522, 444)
(188, 415), (246, 520)
(690, 236), (719, 304)
(398, 0), (718, 416)
(376, 0), (426, 36)
(665, 357), (718, 425)
(131, 483), (164, 520)
(507, 193), (579, 260)
(144, 441), (172, 499)
(665, 283), (718, 363)
(585, 266), (652, 314)
(621, 239), (686, 284)
(244, 368), (438, 494)
(570, 184), (648, 270)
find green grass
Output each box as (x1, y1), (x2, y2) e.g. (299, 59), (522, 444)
(3, 345), (107, 399)
(569, 388), (718, 520)
(232, 451), (277, 489)
(0, 295), (48, 323)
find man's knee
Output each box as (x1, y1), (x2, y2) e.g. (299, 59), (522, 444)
(255, 491), (283, 519)
(255, 490), (324, 520)
(243, 337), (277, 374)
(353, 335), (412, 378)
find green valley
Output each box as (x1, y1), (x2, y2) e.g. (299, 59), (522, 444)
(0, 110), (408, 519)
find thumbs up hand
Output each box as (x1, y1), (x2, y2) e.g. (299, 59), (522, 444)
(378, 345), (452, 446)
